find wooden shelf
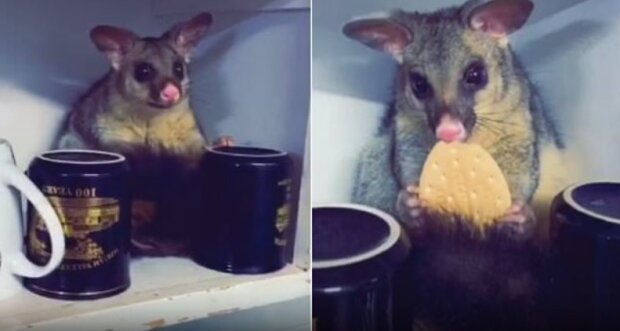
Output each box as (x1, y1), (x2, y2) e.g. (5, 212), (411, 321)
(0, 258), (309, 331)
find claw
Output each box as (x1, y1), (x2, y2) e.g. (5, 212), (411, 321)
(506, 202), (524, 215)
(407, 197), (420, 208)
(500, 212), (527, 224)
(410, 209), (422, 218)
(397, 183), (425, 229)
(214, 135), (234, 147)
(407, 185), (419, 194)
(494, 201), (536, 240)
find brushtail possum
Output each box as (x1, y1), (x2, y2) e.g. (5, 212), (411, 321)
(58, 12), (232, 256)
(345, 0), (571, 330)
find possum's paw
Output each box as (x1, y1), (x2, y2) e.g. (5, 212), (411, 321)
(493, 201), (536, 242)
(213, 135), (234, 147)
(132, 200), (157, 227)
(397, 184), (427, 234)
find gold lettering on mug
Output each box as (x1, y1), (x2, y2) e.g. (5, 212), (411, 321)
(276, 205), (290, 233)
(58, 249), (119, 271)
(42, 186), (97, 198)
(275, 178), (292, 246)
(29, 192), (120, 270)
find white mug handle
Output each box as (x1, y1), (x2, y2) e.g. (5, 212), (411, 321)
(0, 165), (65, 278)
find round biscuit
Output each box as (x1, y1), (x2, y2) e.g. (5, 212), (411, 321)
(419, 142), (511, 228)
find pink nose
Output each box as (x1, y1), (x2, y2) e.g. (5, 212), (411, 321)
(160, 83), (180, 104)
(435, 114), (466, 143)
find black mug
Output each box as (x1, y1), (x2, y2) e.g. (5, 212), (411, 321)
(548, 182), (620, 331)
(24, 150), (131, 300)
(312, 204), (411, 331)
(192, 146), (291, 274)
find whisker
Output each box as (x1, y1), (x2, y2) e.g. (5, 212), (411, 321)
(478, 118), (512, 126)
(477, 118), (508, 129)
(476, 112), (512, 119)
(475, 121), (502, 136)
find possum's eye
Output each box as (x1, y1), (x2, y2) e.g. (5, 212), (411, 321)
(173, 61), (184, 80)
(463, 62), (487, 89)
(409, 72), (433, 100)
(134, 62), (156, 83)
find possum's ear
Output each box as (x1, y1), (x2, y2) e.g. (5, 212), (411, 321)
(164, 12), (213, 61)
(90, 26), (139, 70)
(464, 0), (534, 39)
(343, 18), (412, 62)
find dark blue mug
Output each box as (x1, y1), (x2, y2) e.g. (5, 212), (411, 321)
(192, 146), (291, 274)
(24, 150), (131, 300)
(312, 204), (411, 331)
(548, 182), (620, 331)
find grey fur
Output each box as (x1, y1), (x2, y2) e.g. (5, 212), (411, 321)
(346, 2), (562, 329)
(350, 4), (561, 219)
(57, 13), (215, 256)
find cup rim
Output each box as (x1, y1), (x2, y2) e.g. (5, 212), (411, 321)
(37, 149), (126, 165)
(312, 203), (401, 270)
(205, 145), (286, 158)
(563, 181), (620, 225)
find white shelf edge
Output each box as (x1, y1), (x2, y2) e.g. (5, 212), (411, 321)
(151, 0), (310, 16)
(1, 263), (309, 331)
